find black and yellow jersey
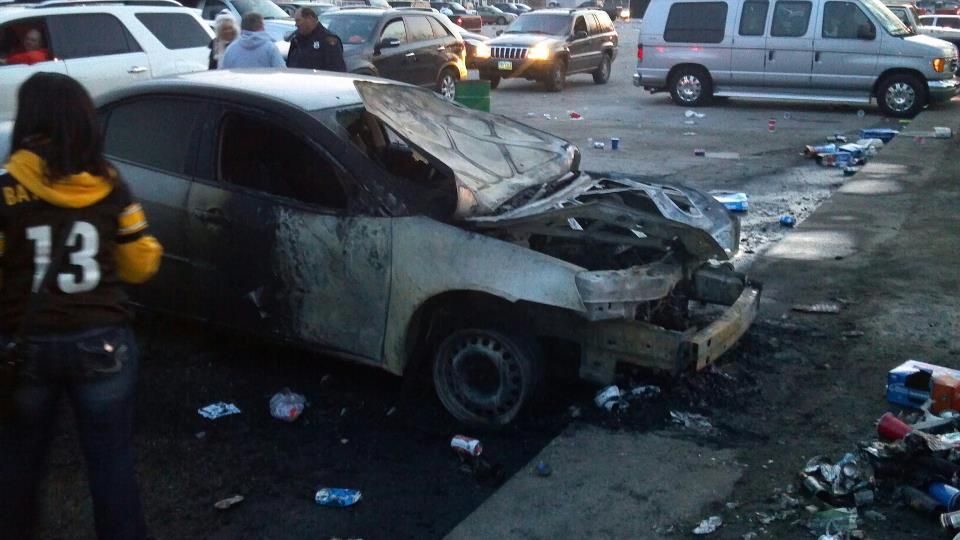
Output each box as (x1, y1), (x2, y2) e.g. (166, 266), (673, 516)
(0, 150), (162, 334)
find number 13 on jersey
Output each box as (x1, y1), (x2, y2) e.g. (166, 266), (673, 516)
(26, 222), (101, 294)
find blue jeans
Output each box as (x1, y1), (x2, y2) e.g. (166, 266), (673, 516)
(0, 325), (146, 540)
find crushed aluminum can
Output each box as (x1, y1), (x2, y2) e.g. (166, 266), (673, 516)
(569, 111), (582, 120)
(941, 509), (960, 529)
(269, 389), (306, 422)
(594, 385), (621, 409)
(694, 148), (706, 156)
(628, 384), (661, 399)
(780, 215), (796, 227)
(693, 516), (722, 535)
(214, 495), (244, 510)
(593, 141), (605, 149)
(450, 435), (483, 457)
(710, 191), (749, 212)
(315, 488), (362, 508)
(792, 303), (841, 314)
(198, 402), (242, 420)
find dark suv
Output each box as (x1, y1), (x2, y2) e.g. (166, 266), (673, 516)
(476, 8), (618, 91)
(320, 7), (467, 99)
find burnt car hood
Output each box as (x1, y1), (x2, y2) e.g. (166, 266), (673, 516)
(354, 81), (737, 261)
(354, 80), (578, 217)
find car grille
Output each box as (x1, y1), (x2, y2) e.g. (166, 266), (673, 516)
(491, 46), (528, 59)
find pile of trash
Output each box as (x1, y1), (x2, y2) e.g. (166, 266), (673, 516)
(794, 359), (960, 539)
(802, 128), (899, 175)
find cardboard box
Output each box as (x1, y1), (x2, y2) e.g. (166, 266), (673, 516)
(932, 375), (960, 414)
(887, 360), (960, 410)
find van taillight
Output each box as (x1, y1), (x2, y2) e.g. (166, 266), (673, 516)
(456, 16), (463, 25)
(637, 43), (644, 62)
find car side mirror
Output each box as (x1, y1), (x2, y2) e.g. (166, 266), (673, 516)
(496, 29), (503, 35)
(858, 24), (876, 40)
(377, 37), (402, 51)
(574, 30), (588, 40)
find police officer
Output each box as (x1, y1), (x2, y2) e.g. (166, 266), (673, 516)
(287, 7), (346, 72)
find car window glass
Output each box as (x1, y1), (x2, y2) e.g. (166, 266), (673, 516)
(596, 11), (614, 31)
(427, 16), (450, 38)
(941, 17), (960, 27)
(321, 13), (380, 44)
(202, 0), (230, 20)
(739, 1), (769, 36)
(104, 98), (202, 175)
(822, 1), (874, 38)
(219, 113), (347, 209)
(48, 14), (140, 59)
(663, 2), (728, 43)
(586, 13), (601, 33)
(381, 19), (406, 42)
(405, 15), (433, 41)
(573, 15), (587, 34)
(770, 0), (812, 37)
(0, 18), (54, 66)
(136, 13), (211, 49)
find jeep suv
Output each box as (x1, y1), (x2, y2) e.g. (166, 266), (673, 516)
(320, 7), (467, 99)
(0, 0), (213, 120)
(475, 8), (618, 91)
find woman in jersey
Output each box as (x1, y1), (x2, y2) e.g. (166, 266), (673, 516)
(0, 72), (162, 540)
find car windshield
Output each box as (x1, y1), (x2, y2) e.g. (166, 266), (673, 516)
(862, 0), (913, 35)
(504, 13), (570, 34)
(447, 2), (467, 9)
(233, 0), (291, 19)
(320, 13), (379, 44)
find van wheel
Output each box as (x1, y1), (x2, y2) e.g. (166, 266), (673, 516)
(592, 53), (611, 84)
(433, 328), (542, 428)
(437, 68), (459, 101)
(544, 60), (566, 92)
(669, 66), (712, 107)
(877, 74), (926, 118)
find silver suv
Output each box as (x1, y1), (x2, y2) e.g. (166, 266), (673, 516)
(633, 0), (960, 117)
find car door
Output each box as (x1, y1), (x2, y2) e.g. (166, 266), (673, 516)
(812, 0), (879, 91)
(47, 13), (151, 99)
(569, 15), (592, 72)
(765, 0), (814, 88)
(186, 103), (392, 361)
(100, 96), (205, 316)
(0, 17), (67, 120)
(584, 13), (605, 69)
(731, 0), (770, 87)
(403, 14), (441, 85)
(373, 18), (414, 82)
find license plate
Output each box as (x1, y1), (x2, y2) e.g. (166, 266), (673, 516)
(497, 60), (513, 71)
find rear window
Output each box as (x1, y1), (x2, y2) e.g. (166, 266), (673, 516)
(136, 13), (210, 49)
(663, 2), (728, 43)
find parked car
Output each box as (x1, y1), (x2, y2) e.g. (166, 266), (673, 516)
(0, 0), (212, 120)
(90, 70), (760, 427)
(320, 7), (466, 99)
(275, 1), (338, 16)
(634, 0), (960, 117)
(475, 8), (618, 91)
(429, 1), (481, 29)
(475, 4), (515, 24)
(920, 13), (960, 28)
(458, 28), (488, 67)
(185, 0), (294, 56)
(576, 0), (629, 20)
(888, 5), (960, 51)
(388, 0), (430, 6)
(493, 1), (525, 14)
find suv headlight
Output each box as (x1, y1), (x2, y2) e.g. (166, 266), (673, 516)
(620, 7), (630, 18)
(475, 43), (491, 58)
(527, 43), (551, 60)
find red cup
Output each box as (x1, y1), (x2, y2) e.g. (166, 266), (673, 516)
(877, 412), (913, 440)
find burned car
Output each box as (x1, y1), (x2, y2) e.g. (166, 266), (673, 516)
(94, 70), (760, 427)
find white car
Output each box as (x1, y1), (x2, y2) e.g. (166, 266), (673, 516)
(0, 0), (213, 120)
(192, 0), (294, 57)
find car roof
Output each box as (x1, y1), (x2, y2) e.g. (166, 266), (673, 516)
(102, 70), (371, 111)
(0, 3), (196, 17)
(526, 7), (591, 14)
(322, 6), (384, 14)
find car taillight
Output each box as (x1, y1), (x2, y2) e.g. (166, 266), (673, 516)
(455, 16), (463, 25)
(637, 43), (643, 62)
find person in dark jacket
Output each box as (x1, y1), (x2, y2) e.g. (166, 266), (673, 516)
(286, 7), (346, 72)
(0, 72), (162, 540)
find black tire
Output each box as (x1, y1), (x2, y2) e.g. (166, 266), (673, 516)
(544, 59), (566, 92)
(876, 73), (927, 118)
(592, 53), (611, 84)
(496, 16), (506, 24)
(482, 74), (501, 89)
(432, 328), (542, 428)
(437, 68), (458, 101)
(668, 66), (712, 107)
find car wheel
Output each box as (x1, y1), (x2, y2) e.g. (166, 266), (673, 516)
(437, 68), (458, 101)
(497, 16), (506, 24)
(592, 53), (611, 84)
(481, 74), (501, 89)
(544, 59), (566, 92)
(668, 66), (712, 107)
(877, 73), (926, 118)
(433, 328), (542, 428)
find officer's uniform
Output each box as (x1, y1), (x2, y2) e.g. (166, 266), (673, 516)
(287, 25), (347, 72)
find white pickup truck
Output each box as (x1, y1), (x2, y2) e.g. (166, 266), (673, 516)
(887, 3), (960, 48)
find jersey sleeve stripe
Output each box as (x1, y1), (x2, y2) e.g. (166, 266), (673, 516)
(118, 204), (148, 236)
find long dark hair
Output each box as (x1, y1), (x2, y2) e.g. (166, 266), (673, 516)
(11, 72), (114, 182)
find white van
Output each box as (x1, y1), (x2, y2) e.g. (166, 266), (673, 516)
(633, 0), (960, 116)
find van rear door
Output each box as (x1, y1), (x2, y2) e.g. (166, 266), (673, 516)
(812, 0), (880, 91)
(764, 0), (815, 87)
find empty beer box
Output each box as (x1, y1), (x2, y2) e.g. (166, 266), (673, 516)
(887, 360), (960, 409)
